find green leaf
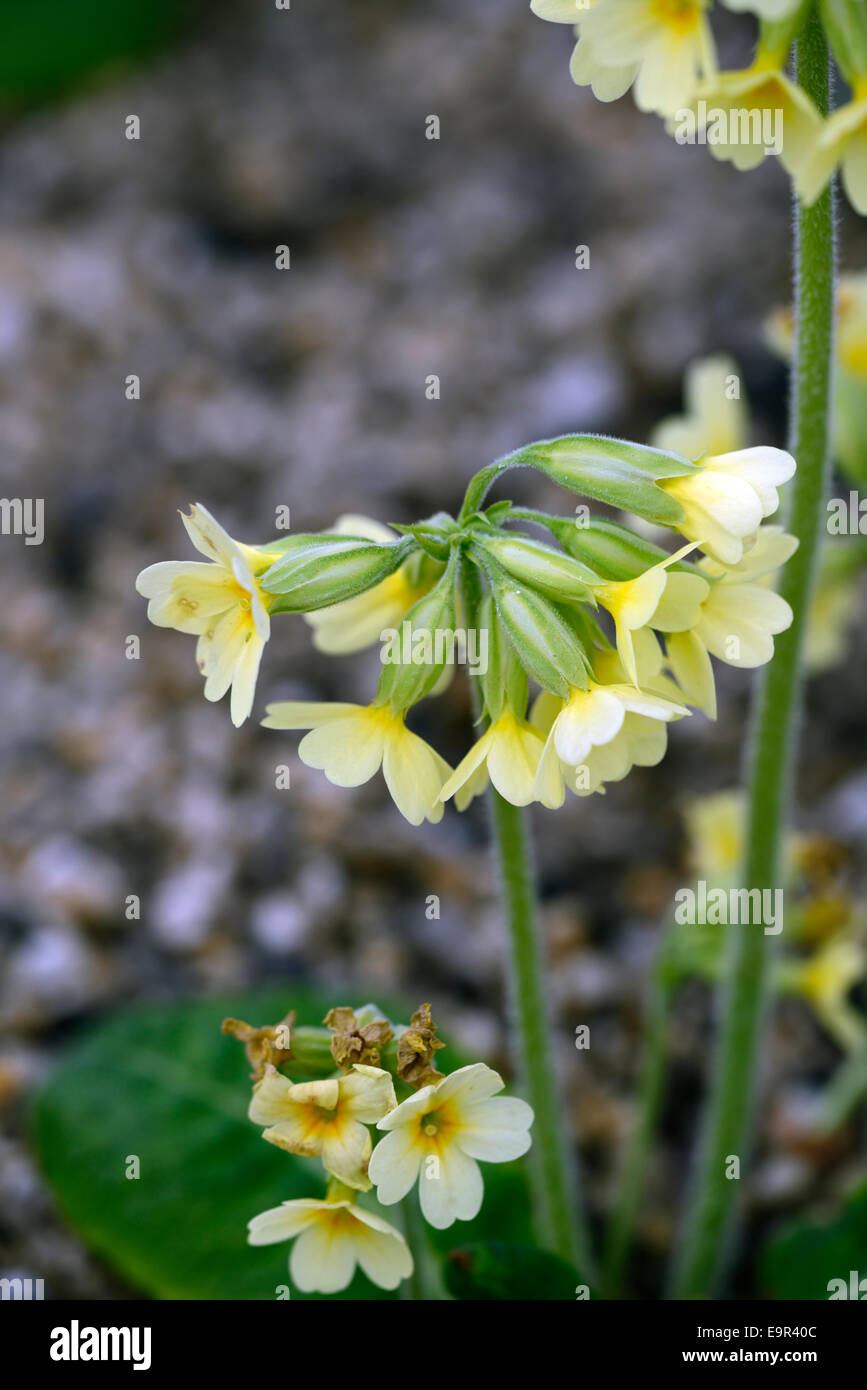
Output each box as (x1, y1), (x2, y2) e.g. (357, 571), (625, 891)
(32, 989), (534, 1300)
(443, 1241), (583, 1300)
(0, 0), (183, 102)
(761, 1182), (867, 1300)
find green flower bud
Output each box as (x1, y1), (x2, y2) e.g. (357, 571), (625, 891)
(492, 579), (590, 698)
(472, 534), (599, 602)
(377, 556), (459, 711)
(522, 435), (699, 526)
(262, 534), (412, 613)
(553, 516), (681, 581)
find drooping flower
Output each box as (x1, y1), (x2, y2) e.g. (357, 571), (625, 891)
(592, 540), (701, 685)
(135, 504), (277, 726)
(532, 671), (689, 807)
(660, 527), (797, 717)
(575, 0), (717, 117)
(658, 447), (796, 565)
(797, 88), (867, 216)
(438, 707), (550, 809)
(530, 0), (639, 103)
(670, 63), (821, 177)
(303, 515), (435, 655)
(369, 1063), (533, 1229)
(248, 1184), (413, 1294)
(248, 1063), (396, 1190)
(262, 700), (451, 825)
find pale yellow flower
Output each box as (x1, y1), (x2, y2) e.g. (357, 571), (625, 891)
(303, 515), (434, 655)
(577, 0), (717, 117)
(661, 527), (797, 717)
(659, 447), (796, 565)
(530, 1), (639, 103)
(683, 789), (745, 879)
(135, 504), (276, 726)
(369, 1063), (533, 1229)
(262, 700), (451, 825)
(533, 669), (688, 807)
(797, 88), (867, 216)
(592, 540), (702, 685)
(670, 64), (822, 177)
(248, 1063), (396, 1190)
(438, 708), (550, 809)
(248, 1184), (413, 1293)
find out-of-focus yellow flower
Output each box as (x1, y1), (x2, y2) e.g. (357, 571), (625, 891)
(369, 1063), (533, 1230)
(804, 548), (862, 673)
(768, 273), (867, 481)
(439, 708), (550, 809)
(797, 88), (867, 216)
(303, 515), (435, 655)
(248, 1063), (396, 1190)
(652, 355), (747, 459)
(136, 504), (277, 727)
(262, 700), (451, 825)
(782, 937), (867, 1052)
(658, 447), (796, 565)
(248, 1183), (413, 1293)
(683, 789), (745, 880)
(670, 63), (821, 177)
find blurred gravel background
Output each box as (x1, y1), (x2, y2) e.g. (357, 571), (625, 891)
(1, 0), (865, 1298)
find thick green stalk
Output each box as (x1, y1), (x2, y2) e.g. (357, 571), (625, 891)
(671, 17), (835, 1298)
(489, 789), (592, 1274)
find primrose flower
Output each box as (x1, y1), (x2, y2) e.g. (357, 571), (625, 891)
(530, 1), (639, 103)
(670, 64), (821, 176)
(797, 89), (867, 216)
(248, 1063), (396, 1190)
(659, 447), (796, 565)
(593, 540), (701, 685)
(262, 700), (451, 825)
(135, 504), (277, 726)
(248, 1184), (413, 1293)
(576, 0), (717, 117)
(369, 1063), (533, 1229)
(438, 707), (550, 809)
(660, 528), (797, 717)
(533, 669), (689, 807)
(303, 515), (434, 655)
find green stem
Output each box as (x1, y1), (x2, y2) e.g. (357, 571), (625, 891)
(489, 789), (593, 1275)
(601, 965), (674, 1298)
(670, 16), (835, 1298)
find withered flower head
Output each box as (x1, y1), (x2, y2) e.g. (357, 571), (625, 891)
(222, 1011), (296, 1081)
(396, 1002), (446, 1089)
(324, 1006), (394, 1071)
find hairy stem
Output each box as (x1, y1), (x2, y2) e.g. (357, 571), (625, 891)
(670, 16), (836, 1298)
(489, 789), (592, 1274)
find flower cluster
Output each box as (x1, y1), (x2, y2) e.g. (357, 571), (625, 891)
(531, 0), (867, 215)
(226, 1003), (533, 1294)
(137, 419), (796, 824)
